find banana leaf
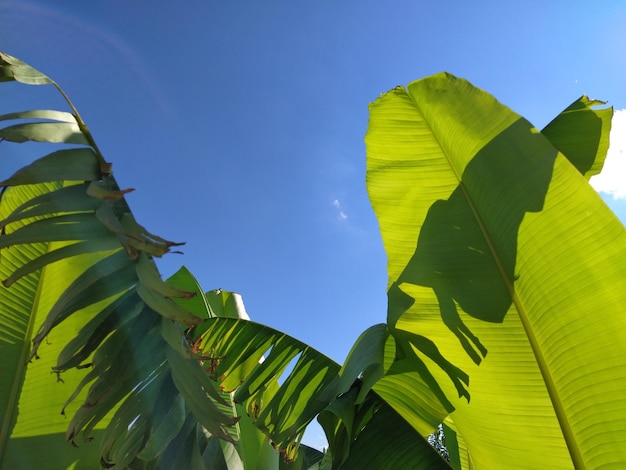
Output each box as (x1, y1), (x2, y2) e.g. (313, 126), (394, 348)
(0, 181), (113, 469)
(365, 73), (626, 469)
(196, 316), (451, 469)
(0, 52), (232, 469)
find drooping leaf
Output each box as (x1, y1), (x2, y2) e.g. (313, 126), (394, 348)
(0, 183), (103, 231)
(0, 52), (53, 85)
(197, 317), (340, 455)
(329, 324), (387, 403)
(196, 315), (449, 468)
(0, 109), (77, 123)
(0, 53), (245, 470)
(370, 331), (458, 437)
(30, 248), (137, 359)
(0, 121), (89, 145)
(0, 149), (101, 187)
(2, 51), (331, 467)
(135, 380), (187, 461)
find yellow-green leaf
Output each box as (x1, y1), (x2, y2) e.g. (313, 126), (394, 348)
(366, 73), (626, 469)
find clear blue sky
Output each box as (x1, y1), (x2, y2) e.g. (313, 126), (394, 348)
(2, 0), (626, 450)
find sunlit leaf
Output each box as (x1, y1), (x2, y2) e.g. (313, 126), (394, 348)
(541, 95), (613, 178)
(366, 73), (626, 469)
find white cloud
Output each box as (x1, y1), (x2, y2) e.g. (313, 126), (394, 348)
(332, 199), (348, 221)
(590, 109), (626, 200)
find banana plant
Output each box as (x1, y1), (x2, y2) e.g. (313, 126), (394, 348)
(0, 51), (447, 470)
(199, 81), (623, 469)
(193, 316), (450, 469)
(0, 52), (327, 470)
(2, 52), (625, 470)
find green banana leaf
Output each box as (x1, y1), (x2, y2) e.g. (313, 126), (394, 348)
(8, 50), (623, 470)
(0, 52), (241, 469)
(436, 95), (614, 470)
(0, 51), (328, 470)
(317, 383), (450, 470)
(171, 280), (295, 470)
(365, 73), (626, 469)
(367, 92), (615, 457)
(195, 316), (451, 469)
(0, 181), (113, 469)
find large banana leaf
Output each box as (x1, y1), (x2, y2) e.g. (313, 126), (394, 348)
(368, 92), (615, 445)
(365, 73), (626, 469)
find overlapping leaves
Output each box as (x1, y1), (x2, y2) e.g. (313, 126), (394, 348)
(1, 52), (431, 470)
(0, 52), (254, 468)
(366, 73), (625, 469)
(4, 51), (623, 470)
(195, 317), (450, 469)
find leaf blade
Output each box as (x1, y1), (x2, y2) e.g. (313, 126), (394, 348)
(365, 74), (626, 468)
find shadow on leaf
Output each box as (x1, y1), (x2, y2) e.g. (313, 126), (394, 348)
(389, 117), (557, 400)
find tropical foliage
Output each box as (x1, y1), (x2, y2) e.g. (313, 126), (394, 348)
(1, 53), (625, 470)
(366, 76), (625, 469)
(0, 52), (322, 470)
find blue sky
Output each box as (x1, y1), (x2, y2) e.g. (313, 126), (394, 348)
(2, 1), (625, 450)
